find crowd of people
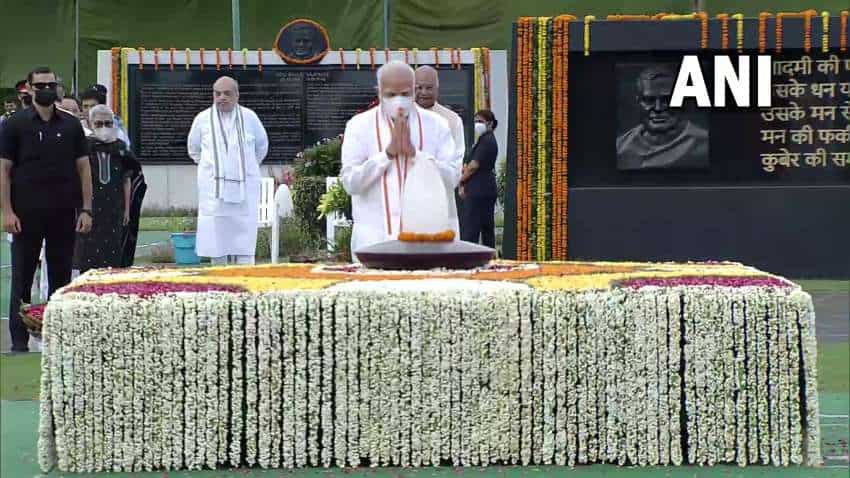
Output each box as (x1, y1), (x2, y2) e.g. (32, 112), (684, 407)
(0, 61), (499, 352)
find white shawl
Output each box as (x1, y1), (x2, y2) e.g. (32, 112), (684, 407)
(209, 104), (248, 203)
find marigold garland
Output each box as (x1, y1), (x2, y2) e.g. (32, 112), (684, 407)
(355, 48), (361, 69)
(199, 47), (205, 71)
(759, 12), (771, 53)
(227, 48), (233, 69)
(215, 48), (221, 71)
(401, 47), (409, 64)
(242, 48), (248, 69)
(137, 47), (144, 70)
(717, 14), (729, 50)
(185, 48), (191, 70)
(397, 231), (455, 242)
(526, 18), (536, 261)
(110, 47), (120, 108)
(776, 10), (818, 53)
(369, 48), (376, 69)
(659, 13), (708, 49)
(584, 16), (594, 56)
(258, 48), (263, 71)
(552, 17), (565, 259)
(515, 18), (533, 260)
(607, 15), (653, 21)
(154, 48), (161, 71)
(561, 16), (572, 259)
(384, 48), (390, 63)
(338, 49), (345, 70)
(483, 47), (491, 108)
(733, 14), (744, 52)
(698, 12), (709, 48)
(821, 12), (829, 52)
(120, 48), (130, 126)
(169, 47), (175, 71)
(472, 48), (482, 111)
(430, 47), (439, 66)
(536, 17), (549, 260)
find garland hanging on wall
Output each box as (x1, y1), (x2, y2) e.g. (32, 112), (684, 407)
(120, 48), (131, 128)
(514, 16), (572, 261)
(471, 48), (492, 122)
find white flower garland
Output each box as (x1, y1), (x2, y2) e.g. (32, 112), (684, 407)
(333, 294), (349, 466)
(321, 295), (335, 468)
(38, 282), (822, 472)
(215, 296), (231, 466)
(244, 297), (259, 466)
(306, 296), (321, 466)
(229, 295), (244, 466)
(183, 297), (199, 469)
(346, 295), (360, 467)
(294, 295), (308, 467)
(281, 294), (296, 468)
(268, 295), (283, 468)
(257, 295), (272, 468)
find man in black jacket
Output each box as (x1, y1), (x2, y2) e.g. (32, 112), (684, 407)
(0, 66), (93, 352)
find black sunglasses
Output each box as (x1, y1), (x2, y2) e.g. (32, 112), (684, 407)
(31, 82), (58, 90)
(92, 120), (114, 128)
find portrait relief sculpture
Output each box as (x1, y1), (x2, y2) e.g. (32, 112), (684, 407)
(616, 63), (710, 170)
(274, 19), (331, 65)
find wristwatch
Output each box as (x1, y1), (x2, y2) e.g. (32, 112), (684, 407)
(79, 209), (93, 217)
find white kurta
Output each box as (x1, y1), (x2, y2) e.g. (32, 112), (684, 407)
(430, 102), (466, 162)
(429, 103), (465, 234)
(187, 105), (269, 258)
(341, 105), (460, 261)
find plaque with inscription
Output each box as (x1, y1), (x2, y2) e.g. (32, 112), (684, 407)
(127, 65), (474, 163)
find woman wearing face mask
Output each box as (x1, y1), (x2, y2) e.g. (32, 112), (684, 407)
(72, 104), (142, 274)
(459, 109), (499, 248)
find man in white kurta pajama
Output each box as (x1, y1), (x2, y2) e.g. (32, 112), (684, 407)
(415, 66), (466, 234)
(341, 61), (461, 262)
(188, 76), (269, 265)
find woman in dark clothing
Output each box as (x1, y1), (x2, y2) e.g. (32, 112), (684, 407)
(73, 105), (142, 273)
(459, 109), (499, 248)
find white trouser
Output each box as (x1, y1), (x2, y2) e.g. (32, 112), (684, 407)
(210, 255), (255, 266)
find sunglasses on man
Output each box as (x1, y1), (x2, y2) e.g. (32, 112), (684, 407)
(92, 120), (114, 128)
(31, 82), (58, 90)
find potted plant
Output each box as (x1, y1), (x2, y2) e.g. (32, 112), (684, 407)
(291, 136), (344, 240)
(170, 217), (200, 265)
(317, 180), (352, 221)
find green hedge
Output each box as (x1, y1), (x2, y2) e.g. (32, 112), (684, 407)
(139, 216), (197, 232)
(292, 176), (327, 239)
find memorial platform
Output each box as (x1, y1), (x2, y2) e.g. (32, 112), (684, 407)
(37, 261), (821, 472)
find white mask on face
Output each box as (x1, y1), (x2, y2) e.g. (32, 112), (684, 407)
(382, 95), (414, 120)
(93, 127), (117, 143)
(474, 121), (488, 138)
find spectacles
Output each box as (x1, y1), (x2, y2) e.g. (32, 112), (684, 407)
(31, 82), (58, 90)
(92, 120), (114, 128)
